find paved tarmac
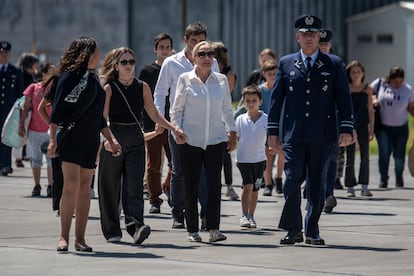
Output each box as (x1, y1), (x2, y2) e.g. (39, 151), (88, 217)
(0, 155), (413, 276)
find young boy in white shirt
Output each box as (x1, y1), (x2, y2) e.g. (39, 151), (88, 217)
(235, 85), (270, 228)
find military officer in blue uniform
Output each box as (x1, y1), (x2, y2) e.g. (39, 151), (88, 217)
(267, 15), (354, 245)
(0, 41), (24, 176)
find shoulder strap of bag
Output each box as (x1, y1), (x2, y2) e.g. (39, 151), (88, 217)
(375, 78), (382, 95)
(67, 79), (97, 128)
(112, 80), (143, 129)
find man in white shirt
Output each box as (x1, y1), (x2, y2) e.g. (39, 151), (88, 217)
(153, 21), (218, 228)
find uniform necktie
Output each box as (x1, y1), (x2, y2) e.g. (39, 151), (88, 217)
(306, 57), (312, 72)
(0, 66), (5, 76)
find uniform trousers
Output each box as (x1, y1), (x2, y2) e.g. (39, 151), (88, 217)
(279, 142), (335, 238)
(98, 124), (145, 239)
(325, 148), (337, 198)
(180, 142), (226, 233)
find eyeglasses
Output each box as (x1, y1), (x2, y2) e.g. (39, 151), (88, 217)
(119, 59), (136, 65)
(197, 51), (215, 58)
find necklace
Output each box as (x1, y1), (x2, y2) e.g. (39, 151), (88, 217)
(118, 77), (134, 88)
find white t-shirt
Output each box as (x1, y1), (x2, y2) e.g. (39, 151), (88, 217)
(370, 78), (414, 126)
(235, 111), (267, 163)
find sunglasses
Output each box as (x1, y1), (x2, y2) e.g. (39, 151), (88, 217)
(197, 51), (215, 58)
(119, 59), (136, 66)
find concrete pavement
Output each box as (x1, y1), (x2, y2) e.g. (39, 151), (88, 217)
(0, 155), (413, 275)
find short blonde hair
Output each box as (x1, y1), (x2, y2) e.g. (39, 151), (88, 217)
(192, 41), (212, 57)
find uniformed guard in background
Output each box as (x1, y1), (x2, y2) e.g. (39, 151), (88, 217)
(0, 41), (24, 176)
(267, 15), (354, 245)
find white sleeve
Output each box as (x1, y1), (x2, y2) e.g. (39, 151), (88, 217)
(221, 76), (236, 132)
(170, 75), (186, 128)
(153, 61), (171, 116)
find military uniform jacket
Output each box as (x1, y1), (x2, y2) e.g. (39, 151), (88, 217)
(0, 64), (24, 122)
(267, 50), (353, 144)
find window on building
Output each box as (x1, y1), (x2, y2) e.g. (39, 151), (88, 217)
(356, 34), (373, 44)
(377, 34), (393, 44)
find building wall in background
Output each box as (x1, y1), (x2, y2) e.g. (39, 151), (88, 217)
(0, 0), (406, 98)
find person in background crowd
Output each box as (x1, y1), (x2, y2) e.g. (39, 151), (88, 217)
(48, 36), (122, 253)
(0, 41), (24, 176)
(370, 66), (414, 188)
(171, 41), (236, 243)
(259, 59), (284, 196)
(98, 47), (184, 244)
(267, 15), (354, 246)
(233, 48), (277, 120)
(318, 28), (346, 191)
(212, 41), (239, 201)
(14, 52), (40, 167)
(17, 52), (39, 88)
(139, 32), (174, 214)
(318, 29), (334, 54)
(153, 21), (219, 229)
(19, 63), (54, 197)
(236, 85), (268, 229)
(245, 48), (277, 86)
(344, 60), (374, 197)
(38, 83), (63, 215)
(318, 28), (340, 213)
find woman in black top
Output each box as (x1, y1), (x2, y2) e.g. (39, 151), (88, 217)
(48, 36), (121, 253)
(98, 47), (184, 245)
(344, 60), (374, 197)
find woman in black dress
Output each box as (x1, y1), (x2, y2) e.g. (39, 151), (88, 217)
(48, 36), (121, 252)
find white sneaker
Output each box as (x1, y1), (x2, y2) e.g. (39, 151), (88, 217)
(249, 216), (257, 228)
(240, 215), (251, 228)
(225, 186), (239, 200)
(107, 236), (121, 243)
(187, 232), (202, 242)
(209, 230), (227, 242)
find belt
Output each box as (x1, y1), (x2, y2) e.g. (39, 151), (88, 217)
(111, 122), (139, 126)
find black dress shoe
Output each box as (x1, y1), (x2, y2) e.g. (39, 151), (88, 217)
(396, 176), (404, 188)
(323, 196), (337, 213)
(280, 231), (303, 244)
(305, 235), (325, 245)
(379, 180), (388, 188)
(56, 245), (68, 252)
(74, 242), (93, 252)
(1, 167), (13, 176)
(334, 178), (343, 189)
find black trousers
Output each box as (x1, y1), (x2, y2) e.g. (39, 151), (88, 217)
(180, 142), (226, 233)
(98, 124), (145, 239)
(345, 124), (369, 187)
